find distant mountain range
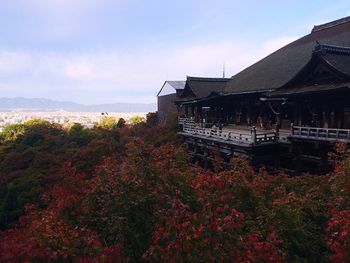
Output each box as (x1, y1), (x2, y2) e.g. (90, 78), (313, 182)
(0, 97), (156, 113)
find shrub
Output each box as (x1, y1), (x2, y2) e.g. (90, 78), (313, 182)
(116, 118), (126, 128)
(130, 116), (145, 125)
(97, 116), (119, 129)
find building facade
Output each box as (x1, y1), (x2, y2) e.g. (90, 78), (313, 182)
(157, 81), (185, 125)
(172, 16), (350, 174)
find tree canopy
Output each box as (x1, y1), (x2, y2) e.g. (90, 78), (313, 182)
(0, 118), (349, 262)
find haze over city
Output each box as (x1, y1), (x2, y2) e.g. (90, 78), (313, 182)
(0, 0), (349, 105)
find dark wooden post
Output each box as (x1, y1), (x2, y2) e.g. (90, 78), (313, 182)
(251, 126), (257, 144)
(203, 144), (209, 170)
(275, 114), (280, 140)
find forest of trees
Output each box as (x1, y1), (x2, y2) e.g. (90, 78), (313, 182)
(0, 113), (350, 262)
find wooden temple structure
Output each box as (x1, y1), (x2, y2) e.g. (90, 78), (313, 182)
(157, 81), (186, 125)
(158, 16), (350, 174)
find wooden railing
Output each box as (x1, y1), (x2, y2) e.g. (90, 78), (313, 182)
(291, 125), (350, 142)
(255, 131), (277, 144)
(182, 124), (277, 145)
(178, 117), (195, 126)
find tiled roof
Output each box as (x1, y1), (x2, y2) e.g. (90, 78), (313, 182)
(269, 43), (350, 96)
(156, 80), (185, 97)
(185, 76), (230, 98)
(166, 81), (186, 90)
(224, 16), (350, 94)
(312, 16), (350, 33)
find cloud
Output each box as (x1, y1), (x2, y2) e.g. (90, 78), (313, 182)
(0, 35), (297, 103)
(19, 0), (111, 17)
(2, 0), (124, 40)
(0, 51), (31, 73)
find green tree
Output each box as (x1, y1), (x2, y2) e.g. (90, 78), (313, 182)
(97, 117), (119, 129)
(116, 118), (126, 128)
(0, 184), (21, 228)
(146, 112), (158, 126)
(0, 124), (26, 142)
(68, 123), (95, 146)
(130, 116), (145, 125)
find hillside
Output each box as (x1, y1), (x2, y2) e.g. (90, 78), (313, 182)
(0, 97), (156, 112)
(0, 115), (349, 262)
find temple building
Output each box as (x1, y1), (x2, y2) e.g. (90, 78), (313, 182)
(176, 76), (230, 121)
(157, 81), (185, 125)
(268, 43), (350, 130)
(158, 16), (350, 174)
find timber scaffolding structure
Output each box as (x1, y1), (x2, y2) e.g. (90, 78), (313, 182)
(173, 17), (350, 174)
(178, 117), (350, 174)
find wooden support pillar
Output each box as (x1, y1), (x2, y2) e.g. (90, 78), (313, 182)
(251, 126), (257, 144)
(293, 144), (302, 175)
(191, 104), (195, 117)
(203, 144), (209, 170)
(330, 103), (335, 128)
(198, 106), (202, 122)
(336, 103), (342, 128)
(274, 150), (281, 169)
(275, 114), (280, 140)
(324, 103), (329, 128)
(295, 101), (302, 126)
(320, 155), (329, 174)
(247, 101), (254, 125)
(340, 103), (345, 129)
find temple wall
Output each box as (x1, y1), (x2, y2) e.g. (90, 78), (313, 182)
(157, 93), (179, 125)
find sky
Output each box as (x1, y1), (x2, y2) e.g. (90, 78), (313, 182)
(0, 0), (350, 104)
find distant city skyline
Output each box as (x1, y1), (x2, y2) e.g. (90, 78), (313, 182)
(0, 0), (349, 104)
(0, 111), (148, 132)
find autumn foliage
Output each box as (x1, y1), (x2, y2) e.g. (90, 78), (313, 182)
(0, 116), (350, 262)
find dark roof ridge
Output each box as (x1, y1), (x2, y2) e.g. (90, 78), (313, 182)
(314, 42), (350, 55)
(187, 76), (230, 82)
(312, 16), (350, 33)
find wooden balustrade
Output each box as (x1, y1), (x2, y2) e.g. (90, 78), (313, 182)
(181, 120), (350, 144)
(255, 132), (277, 143)
(291, 124), (350, 142)
(178, 117), (195, 125)
(182, 124), (277, 145)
